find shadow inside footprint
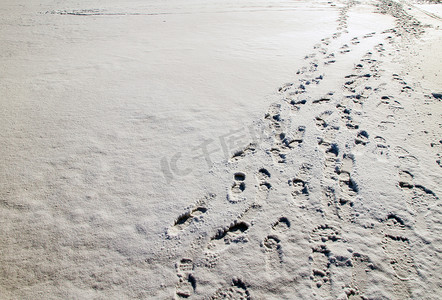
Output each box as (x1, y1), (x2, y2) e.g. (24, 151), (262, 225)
(272, 217), (291, 231)
(234, 172), (246, 181)
(214, 222), (249, 241)
(208, 222), (250, 252)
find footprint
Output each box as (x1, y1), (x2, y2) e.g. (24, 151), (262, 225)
(262, 235), (283, 270)
(336, 104), (360, 130)
(321, 37), (331, 45)
(270, 127), (305, 164)
(380, 214), (415, 281)
(264, 103), (283, 134)
(290, 163), (313, 202)
(374, 43), (385, 54)
(257, 168), (272, 191)
(203, 252), (219, 269)
(203, 204), (259, 268)
(389, 101), (403, 113)
(310, 244), (332, 292)
(177, 258), (194, 273)
(270, 148), (287, 164)
(316, 109), (340, 177)
(272, 217), (291, 232)
(336, 155), (358, 222)
(312, 74), (324, 84)
(169, 195), (213, 235)
(310, 224), (341, 243)
(286, 97), (307, 111)
(355, 130), (369, 146)
(231, 143), (257, 161)
(315, 116), (327, 131)
(304, 53), (317, 60)
(376, 96), (403, 114)
(323, 143), (339, 172)
(170, 207), (207, 233)
(238, 202), (262, 223)
(407, 185), (440, 231)
(363, 32), (376, 38)
(374, 136), (389, 156)
(398, 154), (419, 167)
(393, 146), (409, 156)
(175, 258), (197, 298)
(207, 221), (250, 252)
(432, 141), (442, 167)
(294, 82), (307, 94)
(309, 224), (344, 297)
(316, 117), (339, 179)
(320, 152), (356, 223)
(278, 83), (293, 93)
(350, 252), (376, 298)
(320, 186), (339, 219)
(228, 172), (247, 203)
(315, 110), (334, 132)
(291, 178), (308, 197)
(262, 217), (290, 272)
(398, 170), (414, 189)
(308, 61), (319, 73)
(210, 278), (251, 300)
(313, 92), (334, 105)
(392, 74), (406, 85)
(398, 174), (441, 240)
(376, 95), (392, 109)
(332, 32), (342, 39)
(337, 155), (357, 193)
(289, 126), (306, 146)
